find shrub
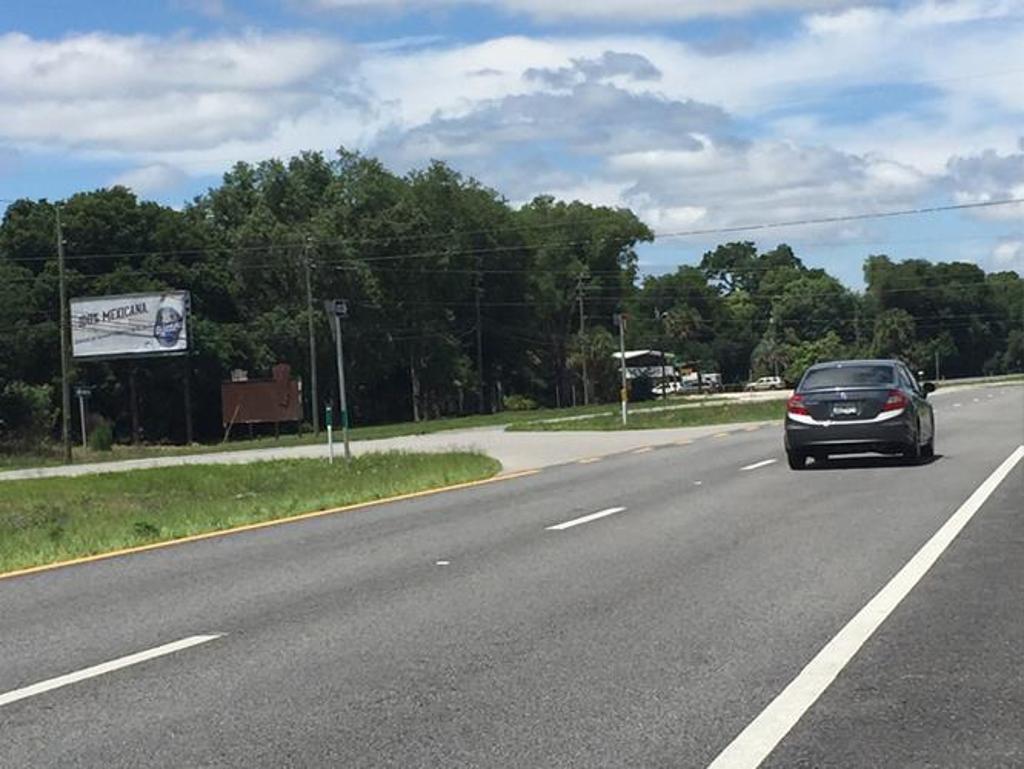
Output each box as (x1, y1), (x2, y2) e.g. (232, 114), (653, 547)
(503, 394), (538, 411)
(0, 381), (55, 452)
(89, 419), (114, 452)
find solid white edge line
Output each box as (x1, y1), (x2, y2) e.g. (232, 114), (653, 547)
(0, 634), (224, 708)
(547, 507), (626, 531)
(741, 459), (778, 471)
(706, 444), (1024, 769)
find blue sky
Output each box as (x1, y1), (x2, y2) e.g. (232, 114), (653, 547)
(2, 0), (1023, 286)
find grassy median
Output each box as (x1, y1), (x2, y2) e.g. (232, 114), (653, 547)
(507, 399), (786, 431)
(0, 451), (500, 574)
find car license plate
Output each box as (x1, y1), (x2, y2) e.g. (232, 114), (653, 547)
(831, 403), (858, 416)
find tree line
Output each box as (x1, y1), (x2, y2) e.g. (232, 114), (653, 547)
(1, 149), (1021, 450)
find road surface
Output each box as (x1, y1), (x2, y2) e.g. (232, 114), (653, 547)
(1, 384), (1021, 767)
(0, 381), (1004, 482)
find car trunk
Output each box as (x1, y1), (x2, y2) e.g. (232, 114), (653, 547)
(800, 387), (892, 421)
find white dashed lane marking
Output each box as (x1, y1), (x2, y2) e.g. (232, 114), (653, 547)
(0, 635), (224, 708)
(740, 459), (778, 471)
(547, 507), (626, 531)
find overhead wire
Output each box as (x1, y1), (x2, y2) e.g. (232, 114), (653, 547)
(3, 196), (1022, 267)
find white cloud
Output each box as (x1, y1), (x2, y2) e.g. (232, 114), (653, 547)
(0, 31), (355, 158)
(991, 238), (1024, 271)
(1, 0), (1021, 248)
(111, 164), (189, 196)
(0, 32), (344, 97)
(946, 141), (1024, 220)
(992, 238), (1022, 261)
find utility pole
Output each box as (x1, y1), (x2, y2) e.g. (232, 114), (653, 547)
(303, 237), (320, 434)
(334, 313), (350, 461)
(576, 273), (589, 405)
(475, 256), (486, 414)
(935, 349), (940, 381)
(56, 207), (72, 464)
(655, 308), (667, 401)
(614, 312), (628, 426)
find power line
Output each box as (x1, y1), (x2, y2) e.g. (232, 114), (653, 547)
(651, 198), (1024, 240)
(4, 196), (1022, 267)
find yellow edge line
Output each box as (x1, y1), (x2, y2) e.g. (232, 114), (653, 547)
(714, 432), (730, 438)
(0, 469), (540, 582)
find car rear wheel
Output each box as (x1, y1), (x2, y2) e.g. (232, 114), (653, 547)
(902, 434), (922, 464)
(787, 450), (808, 470)
(922, 430), (935, 459)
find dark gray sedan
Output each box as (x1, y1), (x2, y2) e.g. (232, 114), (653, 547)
(784, 359), (935, 469)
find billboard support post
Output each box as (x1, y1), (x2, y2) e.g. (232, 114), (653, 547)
(182, 291), (194, 445)
(56, 208), (72, 464)
(129, 365), (141, 446)
(183, 355), (193, 445)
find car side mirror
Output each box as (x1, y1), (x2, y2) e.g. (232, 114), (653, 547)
(923, 382), (936, 395)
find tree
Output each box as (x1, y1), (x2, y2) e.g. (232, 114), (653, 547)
(785, 332), (848, 383)
(700, 241), (759, 294)
(871, 308), (917, 359)
(516, 196), (652, 406)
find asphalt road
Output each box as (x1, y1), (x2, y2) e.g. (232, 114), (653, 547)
(1, 385), (1021, 768)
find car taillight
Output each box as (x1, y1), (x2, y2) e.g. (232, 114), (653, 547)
(787, 394), (809, 415)
(881, 390), (909, 412)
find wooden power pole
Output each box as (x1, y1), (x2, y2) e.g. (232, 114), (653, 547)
(56, 207), (72, 463)
(304, 238), (320, 433)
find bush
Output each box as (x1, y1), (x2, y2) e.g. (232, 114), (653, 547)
(503, 394), (538, 411)
(89, 419), (114, 452)
(0, 381), (55, 452)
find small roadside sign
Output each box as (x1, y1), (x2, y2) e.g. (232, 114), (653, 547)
(323, 299), (348, 318)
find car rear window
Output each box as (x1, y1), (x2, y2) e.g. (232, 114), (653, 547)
(800, 365), (894, 390)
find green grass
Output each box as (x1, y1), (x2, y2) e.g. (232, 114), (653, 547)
(508, 399), (787, 432)
(0, 451), (500, 573)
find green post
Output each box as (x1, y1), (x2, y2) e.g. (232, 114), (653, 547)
(325, 404), (334, 464)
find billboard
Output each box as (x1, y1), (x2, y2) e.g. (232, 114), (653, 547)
(71, 291), (189, 360)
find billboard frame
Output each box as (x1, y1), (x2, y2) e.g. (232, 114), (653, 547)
(70, 290), (191, 362)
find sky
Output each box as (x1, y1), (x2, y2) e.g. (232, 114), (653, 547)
(2, 0), (1024, 286)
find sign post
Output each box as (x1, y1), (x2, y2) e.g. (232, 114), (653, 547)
(74, 385), (92, 449)
(325, 404), (334, 464)
(324, 299), (351, 462)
